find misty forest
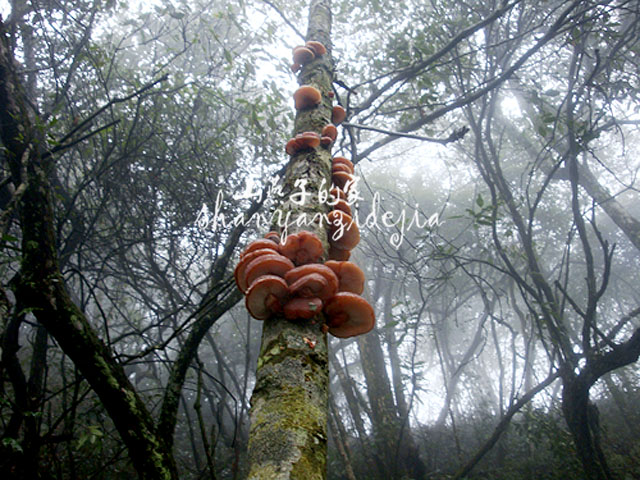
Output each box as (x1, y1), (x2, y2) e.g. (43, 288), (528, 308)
(1, 0), (640, 479)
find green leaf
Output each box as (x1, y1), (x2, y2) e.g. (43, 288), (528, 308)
(2, 438), (23, 453)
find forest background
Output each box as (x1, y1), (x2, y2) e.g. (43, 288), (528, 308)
(1, 0), (640, 479)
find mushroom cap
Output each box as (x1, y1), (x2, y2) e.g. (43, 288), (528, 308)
(332, 156), (354, 174)
(330, 187), (347, 202)
(327, 210), (360, 251)
(322, 124), (338, 141)
(280, 231), (324, 265)
(235, 248), (281, 293)
(286, 138), (299, 155)
(288, 272), (331, 299)
(244, 253), (295, 289)
(284, 297), (323, 320)
(332, 171), (356, 191)
(332, 163), (353, 174)
(328, 246), (351, 261)
(296, 131), (321, 149)
(245, 275), (289, 320)
(240, 239), (280, 259)
(320, 136), (333, 146)
(333, 198), (352, 217)
(293, 46), (315, 65)
(332, 105), (346, 125)
(324, 292), (375, 338)
(291, 63), (301, 73)
(264, 231), (281, 244)
(305, 40), (327, 56)
(285, 264), (339, 300)
(294, 85), (322, 110)
(324, 260), (365, 294)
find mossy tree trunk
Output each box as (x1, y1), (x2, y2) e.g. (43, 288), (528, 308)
(246, 1), (333, 478)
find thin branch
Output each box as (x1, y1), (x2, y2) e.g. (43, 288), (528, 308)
(261, 0), (305, 41)
(343, 122), (468, 145)
(44, 119), (120, 159)
(53, 74), (169, 148)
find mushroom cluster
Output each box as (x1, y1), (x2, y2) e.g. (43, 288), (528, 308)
(234, 232), (374, 337)
(291, 40), (328, 73)
(232, 39), (374, 338)
(326, 155), (360, 261)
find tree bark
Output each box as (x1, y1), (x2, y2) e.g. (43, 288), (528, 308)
(246, 1), (333, 478)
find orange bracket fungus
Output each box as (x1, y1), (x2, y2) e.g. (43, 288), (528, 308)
(280, 231), (324, 265)
(332, 156), (354, 173)
(235, 36), (375, 337)
(294, 85), (322, 110)
(323, 292), (375, 338)
(324, 260), (365, 294)
(284, 297), (323, 320)
(322, 124), (338, 141)
(288, 272), (331, 299)
(327, 210), (360, 251)
(264, 231), (280, 243)
(285, 264), (339, 300)
(286, 131), (321, 155)
(292, 45), (315, 65)
(243, 254), (295, 291)
(331, 105), (346, 125)
(305, 40), (327, 56)
(328, 246), (351, 261)
(240, 238), (280, 259)
(245, 275), (289, 320)
(235, 248), (282, 293)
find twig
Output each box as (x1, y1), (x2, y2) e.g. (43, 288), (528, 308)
(343, 122), (469, 145)
(53, 74), (169, 148)
(44, 119), (121, 159)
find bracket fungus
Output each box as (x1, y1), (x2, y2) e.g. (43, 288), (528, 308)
(235, 248), (283, 293)
(323, 292), (375, 338)
(243, 254), (295, 290)
(285, 264), (339, 300)
(331, 105), (346, 125)
(294, 85), (322, 110)
(328, 246), (351, 261)
(245, 275), (289, 320)
(324, 260), (365, 294)
(305, 40), (327, 56)
(332, 156), (354, 174)
(286, 131), (321, 155)
(322, 124), (338, 141)
(240, 238), (280, 259)
(327, 210), (360, 251)
(292, 45), (315, 65)
(284, 297), (323, 320)
(288, 272), (331, 299)
(280, 231), (324, 265)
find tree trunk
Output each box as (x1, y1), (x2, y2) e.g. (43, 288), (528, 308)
(561, 374), (614, 480)
(246, 1), (333, 478)
(358, 327), (426, 479)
